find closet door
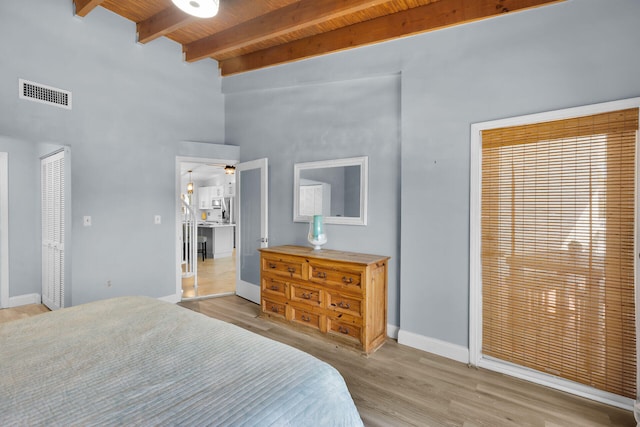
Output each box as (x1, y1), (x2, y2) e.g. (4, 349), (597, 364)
(41, 151), (65, 310)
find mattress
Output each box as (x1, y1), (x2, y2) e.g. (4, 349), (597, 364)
(0, 296), (363, 426)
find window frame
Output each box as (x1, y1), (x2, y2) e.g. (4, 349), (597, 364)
(469, 97), (640, 411)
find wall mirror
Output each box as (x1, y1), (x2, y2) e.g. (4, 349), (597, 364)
(294, 156), (368, 225)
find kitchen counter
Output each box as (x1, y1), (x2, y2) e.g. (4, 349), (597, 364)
(198, 222), (236, 228)
(197, 223), (235, 258)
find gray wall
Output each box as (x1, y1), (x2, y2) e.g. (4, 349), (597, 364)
(2, 0), (638, 354)
(0, 1), (225, 304)
(225, 74), (400, 324)
(226, 75), (402, 325)
(224, 0), (640, 347)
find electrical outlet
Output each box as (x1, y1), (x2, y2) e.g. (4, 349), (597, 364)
(106, 280), (112, 288)
(154, 215), (161, 225)
(83, 216), (91, 226)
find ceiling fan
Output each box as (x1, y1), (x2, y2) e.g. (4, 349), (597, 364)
(206, 163), (236, 175)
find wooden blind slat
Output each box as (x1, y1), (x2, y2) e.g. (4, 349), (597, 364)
(481, 108), (637, 399)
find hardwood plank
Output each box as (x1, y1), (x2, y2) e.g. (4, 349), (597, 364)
(137, 7), (196, 44)
(181, 295), (635, 426)
(181, 252), (236, 299)
(0, 304), (50, 324)
(184, 0), (416, 62)
(219, 0), (565, 75)
(73, 0), (105, 17)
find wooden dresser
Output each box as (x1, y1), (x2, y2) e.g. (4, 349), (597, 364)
(258, 245), (389, 354)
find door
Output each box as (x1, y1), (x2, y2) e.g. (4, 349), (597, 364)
(235, 158), (268, 303)
(41, 150), (66, 310)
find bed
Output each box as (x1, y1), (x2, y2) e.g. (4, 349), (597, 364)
(0, 296), (363, 426)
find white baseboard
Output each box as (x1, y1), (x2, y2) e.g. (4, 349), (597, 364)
(398, 329), (469, 364)
(158, 293), (181, 304)
(8, 293), (41, 308)
(387, 324), (399, 340)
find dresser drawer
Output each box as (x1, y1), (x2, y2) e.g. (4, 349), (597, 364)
(290, 305), (321, 331)
(262, 297), (287, 319)
(327, 317), (361, 343)
(326, 292), (361, 318)
(290, 283), (322, 307)
(262, 255), (306, 280)
(308, 263), (363, 294)
(262, 275), (288, 298)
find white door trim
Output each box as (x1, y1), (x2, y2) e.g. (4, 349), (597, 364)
(174, 156), (238, 302)
(469, 97), (640, 411)
(0, 153), (8, 308)
(41, 149), (67, 311)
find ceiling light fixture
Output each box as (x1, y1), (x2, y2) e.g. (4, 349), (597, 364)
(224, 165), (236, 175)
(171, 0), (219, 18)
(187, 170), (194, 194)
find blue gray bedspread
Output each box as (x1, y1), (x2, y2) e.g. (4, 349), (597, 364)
(0, 296), (363, 426)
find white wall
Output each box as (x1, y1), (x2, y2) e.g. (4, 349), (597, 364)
(0, 1), (225, 304)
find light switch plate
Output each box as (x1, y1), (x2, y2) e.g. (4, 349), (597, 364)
(83, 216), (91, 226)
(154, 215), (161, 225)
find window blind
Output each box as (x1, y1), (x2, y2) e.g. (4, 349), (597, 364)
(481, 108), (638, 398)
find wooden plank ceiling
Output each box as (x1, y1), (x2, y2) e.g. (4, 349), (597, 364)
(74, 0), (563, 76)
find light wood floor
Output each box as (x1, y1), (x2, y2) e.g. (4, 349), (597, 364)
(181, 251), (236, 299)
(179, 296), (636, 427)
(2, 297), (635, 426)
(0, 303), (50, 324)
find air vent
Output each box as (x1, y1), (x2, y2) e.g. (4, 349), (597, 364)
(19, 79), (72, 110)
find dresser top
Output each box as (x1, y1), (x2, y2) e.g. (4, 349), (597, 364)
(259, 245), (389, 265)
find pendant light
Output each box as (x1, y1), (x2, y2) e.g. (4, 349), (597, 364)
(187, 171), (194, 194)
(172, 0), (219, 18)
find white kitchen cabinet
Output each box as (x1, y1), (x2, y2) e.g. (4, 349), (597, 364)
(197, 224), (235, 258)
(211, 185), (224, 198)
(224, 176), (236, 197)
(199, 185), (224, 209)
(212, 225), (234, 258)
(198, 186), (211, 209)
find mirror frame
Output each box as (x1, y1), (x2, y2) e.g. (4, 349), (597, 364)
(293, 156), (368, 225)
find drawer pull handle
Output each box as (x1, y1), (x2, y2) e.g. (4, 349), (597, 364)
(338, 301), (351, 309)
(301, 292), (312, 299)
(271, 306), (279, 313)
(287, 267), (296, 273)
(301, 315), (311, 322)
(268, 263), (277, 269)
(316, 272), (327, 279)
(338, 326), (349, 334)
(342, 276), (353, 284)
(270, 285), (280, 291)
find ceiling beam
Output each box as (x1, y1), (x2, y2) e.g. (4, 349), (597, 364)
(184, 0), (408, 62)
(73, 0), (105, 17)
(219, 0), (564, 75)
(137, 7), (196, 44)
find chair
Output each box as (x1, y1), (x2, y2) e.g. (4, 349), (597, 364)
(197, 236), (207, 262)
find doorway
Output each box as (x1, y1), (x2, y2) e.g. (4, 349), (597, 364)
(178, 158), (237, 300)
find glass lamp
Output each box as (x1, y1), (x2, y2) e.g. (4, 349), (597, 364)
(186, 171), (194, 195)
(307, 215), (327, 250)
